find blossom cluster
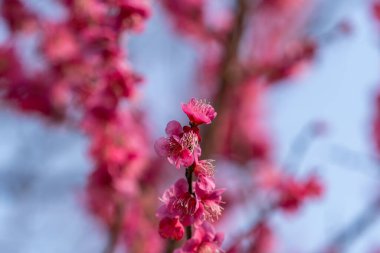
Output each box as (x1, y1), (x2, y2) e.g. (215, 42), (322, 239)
(0, 0), (150, 120)
(0, 0), (165, 252)
(275, 173), (323, 212)
(159, 0), (318, 167)
(155, 98), (224, 252)
(159, 1), (327, 252)
(0, 0), (343, 252)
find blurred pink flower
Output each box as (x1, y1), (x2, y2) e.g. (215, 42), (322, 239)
(277, 174), (323, 212)
(1, 0), (37, 33)
(248, 221), (276, 253)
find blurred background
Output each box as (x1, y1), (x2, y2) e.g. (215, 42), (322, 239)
(1, 0), (380, 252)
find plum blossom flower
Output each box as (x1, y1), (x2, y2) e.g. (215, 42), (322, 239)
(156, 99), (223, 247)
(174, 222), (224, 253)
(158, 178), (203, 226)
(154, 120), (201, 168)
(195, 176), (224, 222)
(182, 98), (217, 125)
(194, 159), (215, 177)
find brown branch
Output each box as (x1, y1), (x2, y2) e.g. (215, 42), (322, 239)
(164, 240), (178, 253)
(103, 199), (125, 253)
(185, 165), (194, 239)
(185, 225), (192, 241)
(202, 0), (251, 157)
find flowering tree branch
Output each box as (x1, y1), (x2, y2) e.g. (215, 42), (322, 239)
(1, 0), (374, 252)
(155, 98), (224, 252)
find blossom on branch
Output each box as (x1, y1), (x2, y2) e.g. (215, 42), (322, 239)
(155, 120), (201, 168)
(182, 98), (217, 125)
(155, 99), (224, 250)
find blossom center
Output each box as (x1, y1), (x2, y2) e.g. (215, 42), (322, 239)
(204, 202), (223, 222)
(192, 99), (213, 115)
(180, 131), (198, 152)
(172, 193), (198, 215)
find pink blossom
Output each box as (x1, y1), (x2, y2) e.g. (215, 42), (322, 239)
(374, 1), (380, 23)
(195, 176), (224, 222)
(182, 98), (217, 125)
(302, 175), (324, 198)
(160, 0), (208, 41)
(81, 27), (119, 60)
(105, 62), (142, 98)
(86, 110), (151, 218)
(0, 46), (23, 82)
(174, 222), (224, 253)
(194, 159), (215, 177)
(4, 75), (68, 120)
(115, 0), (151, 32)
(277, 175), (323, 212)
(85, 87), (119, 120)
(86, 166), (115, 225)
(248, 221), (276, 253)
(158, 217), (185, 241)
(158, 178), (203, 226)
(155, 120), (201, 168)
(41, 25), (79, 64)
(259, 0), (305, 10)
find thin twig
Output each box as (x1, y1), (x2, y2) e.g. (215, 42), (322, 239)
(185, 165), (194, 239)
(164, 240), (178, 253)
(283, 122), (323, 173)
(202, 0), (251, 157)
(317, 200), (380, 253)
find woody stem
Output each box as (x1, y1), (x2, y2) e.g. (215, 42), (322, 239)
(202, 0), (250, 157)
(185, 165), (194, 239)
